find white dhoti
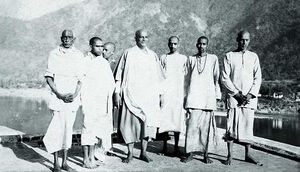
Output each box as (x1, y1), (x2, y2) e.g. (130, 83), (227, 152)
(43, 110), (77, 153)
(81, 106), (113, 150)
(225, 107), (254, 143)
(185, 109), (218, 153)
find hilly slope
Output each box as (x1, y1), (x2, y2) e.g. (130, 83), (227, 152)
(0, 0), (299, 88)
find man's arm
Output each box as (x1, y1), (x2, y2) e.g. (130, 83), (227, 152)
(244, 55), (262, 105)
(214, 55), (221, 100)
(45, 76), (72, 103)
(220, 54), (239, 96)
(221, 54), (246, 105)
(248, 55), (262, 97)
(113, 50), (128, 107)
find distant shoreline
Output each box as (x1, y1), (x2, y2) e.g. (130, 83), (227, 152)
(0, 88), (298, 116)
(0, 88), (49, 100)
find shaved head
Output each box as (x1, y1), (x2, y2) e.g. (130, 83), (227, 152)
(61, 29), (75, 48)
(135, 29), (148, 48)
(237, 30), (250, 41)
(135, 29), (148, 39)
(236, 30), (251, 51)
(61, 29), (74, 37)
(168, 35), (180, 43)
(103, 42), (116, 59)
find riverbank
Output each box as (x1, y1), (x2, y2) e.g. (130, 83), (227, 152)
(0, 127), (299, 172)
(2, 88), (298, 115)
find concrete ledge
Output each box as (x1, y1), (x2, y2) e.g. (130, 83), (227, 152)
(1, 127), (299, 162)
(252, 136), (300, 161)
(217, 128), (300, 162)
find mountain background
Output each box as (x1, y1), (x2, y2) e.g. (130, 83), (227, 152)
(0, 0), (299, 88)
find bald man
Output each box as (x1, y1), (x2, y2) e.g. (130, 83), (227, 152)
(103, 42), (115, 60)
(114, 29), (165, 163)
(43, 29), (84, 172)
(221, 31), (262, 166)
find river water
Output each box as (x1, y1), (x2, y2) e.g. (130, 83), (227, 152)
(0, 96), (299, 146)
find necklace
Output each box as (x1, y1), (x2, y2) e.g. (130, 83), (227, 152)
(196, 54), (207, 74)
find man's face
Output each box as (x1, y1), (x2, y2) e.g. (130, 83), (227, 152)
(91, 40), (104, 56)
(136, 31), (148, 48)
(61, 31), (75, 48)
(237, 32), (250, 51)
(168, 37), (179, 53)
(196, 38), (208, 54)
(103, 44), (114, 59)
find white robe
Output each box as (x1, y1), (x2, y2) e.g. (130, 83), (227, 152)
(43, 46), (84, 153)
(221, 50), (262, 109)
(221, 50), (262, 143)
(159, 53), (187, 133)
(115, 46), (165, 143)
(185, 54), (221, 110)
(184, 54), (221, 153)
(81, 52), (115, 149)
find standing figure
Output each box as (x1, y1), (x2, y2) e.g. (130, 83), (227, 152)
(43, 30), (84, 172)
(103, 42), (117, 71)
(158, 36), (187, 155)
(81, 37), (115, 168)
(114, 29), (165, 163)
(221, 31), (262, 166)
(182, 36), (221, 164)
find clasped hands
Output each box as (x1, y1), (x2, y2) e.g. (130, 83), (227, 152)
(57, 93), (77, 103)
(233, 91), (253, 106)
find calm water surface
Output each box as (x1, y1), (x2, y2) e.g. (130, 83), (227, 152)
(215, 115), (300, 146)
(0, 96), (83, 135)
(0, 96), (299, 146)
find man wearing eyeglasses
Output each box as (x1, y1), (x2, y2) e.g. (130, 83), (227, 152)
(114, 29), (165, 163)
(43, 29), (84, 172)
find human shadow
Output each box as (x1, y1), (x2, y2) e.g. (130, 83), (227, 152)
(1, 142), (53, 171)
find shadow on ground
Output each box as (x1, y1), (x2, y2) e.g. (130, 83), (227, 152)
(1, 142), (53, 171)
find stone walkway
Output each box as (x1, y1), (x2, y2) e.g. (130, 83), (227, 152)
(0, 129), (299, 172)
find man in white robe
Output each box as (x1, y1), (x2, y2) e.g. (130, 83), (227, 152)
(43, 30), (84, 172)
(103, 42), (118, 132)
(103, 42), (117, 72)
(114, 29), (165, 163)
(81, 37), (115, 168)
(182, 36), (221, 164)
(221, 31), (262, 166)
(158, 36), (187, 155)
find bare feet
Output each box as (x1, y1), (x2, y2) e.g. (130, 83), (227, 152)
(61, 163), (77, 172)
(245, 155), (263, 166)
(204, 156), (213, 164)
(122, 154), (133, 163)
(52, 166), (61, 172)
(139, 154), (153, 163)
(82, 159), (90, 168)
(224, 156), (232, 165)
(181, 154), (193, 163)
(106, 151), (115, 156)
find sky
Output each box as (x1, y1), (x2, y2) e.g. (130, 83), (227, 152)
(0, 0), (84, 20)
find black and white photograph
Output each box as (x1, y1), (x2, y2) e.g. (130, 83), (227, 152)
(0, 0), (299, 171)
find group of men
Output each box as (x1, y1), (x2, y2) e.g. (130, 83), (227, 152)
(43, 28), (262, 172)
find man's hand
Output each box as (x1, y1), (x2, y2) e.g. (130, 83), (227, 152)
(242, 93), (254, 106)
(64, 93), (75, 103)
(159, 94), (164, 109)
(113, 93), (121, 108)
(56, 93), (74, 103)
(233, 92), (246, 106)
(185, 108), (191, 119)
